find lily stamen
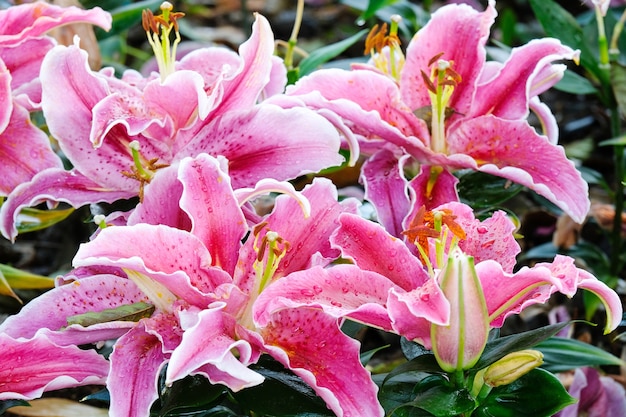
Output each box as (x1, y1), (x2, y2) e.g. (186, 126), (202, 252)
(142, 1), (185, 81)
(121, 140), (169, 201)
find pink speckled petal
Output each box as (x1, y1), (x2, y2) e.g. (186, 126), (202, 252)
(0, 2), (111, 45)
(74, 224), (232, 303)
(449, 115), (590, 223)
(0, 333), (109, 401)
(0, 168), (135, 241)
(0, 103), (62, 197)
(262, 308), (384, 417)
(331, 213), (430, 291)
(400, 0), (496, 114)
(253, 264), (395, 331)
(166, 306), (263, 390)
(108, 324), (165, 417)
(178, 154), (247, 276)
(361, 149), (411, 239)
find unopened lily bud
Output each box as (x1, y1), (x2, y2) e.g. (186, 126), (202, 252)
(483, 350), (543, 387)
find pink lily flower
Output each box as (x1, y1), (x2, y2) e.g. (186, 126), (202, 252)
(557, 367), (626, 417)
(254, 202), (622, 353)
(0, 153), (383, 417)
(274, 0), (589, 223)
(0, 2), (112, 197)
(0, 11), (344, 240)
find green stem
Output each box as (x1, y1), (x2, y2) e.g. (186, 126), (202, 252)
(284, 0), (304, 70)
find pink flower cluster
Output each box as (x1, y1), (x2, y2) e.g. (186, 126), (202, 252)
(0, 1), (621, 416)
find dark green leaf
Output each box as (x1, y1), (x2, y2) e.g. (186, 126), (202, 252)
(389, 375), (475, 417)
(361, 345), (390, 366)
(473, 368), (575, 417)
(232, 356), (334, 416)
(153, 373), (228, 417)
(383, 354), (444, 386)
(536, 337), (624, 373)
(456, 170), (523, 209)
(474, 322), (571, 370)
(66, 302), (155, 327)
(0, 399), (30, 414)
(81, 388), (110, 404)
(299, 29), (368, 77)
(106, 0), (163, 37)
(555, 70), (598, 95)
(400, 337), (431, 360)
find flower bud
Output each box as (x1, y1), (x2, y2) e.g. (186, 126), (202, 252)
(483, 350), (544, 387)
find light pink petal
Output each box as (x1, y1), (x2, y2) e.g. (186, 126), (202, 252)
(0, 3), (111, 45)
(0, 274), (145, 340)
(91, 70), (207, 148)
(214, 14), (275, 114)
(179, 105), (344, 188)
(74, 224), (232, 303)
(455, 207), (521, 272)
(530, 97), (559, 144)
(470, 38), (578, 120)
(0, 333), (108, 401)
(178, 154), (247, 276)
(387, 279), (450, 348)
(0, 102), (62, 196)
(166, 306), (263, 390)
(253, 265), (395, 331)
(0, 37), (52, 108)
(331, 213), (430, 291)
(108, 324), (165, 417)
(262, 308), (384, 417)
(400, 0), (496, 115)
(361, 149), (411, 238)
(127, 162), (192, 230)
(288, 68), (426, 139)
(262, 55), (288, 98)
(0, 168), (134, 241)
(449, 115), (590, 223)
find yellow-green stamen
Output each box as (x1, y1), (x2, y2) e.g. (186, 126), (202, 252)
(142, 1), (184, 81)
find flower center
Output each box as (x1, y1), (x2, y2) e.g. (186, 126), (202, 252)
(364, 15), (405, 81)
(402, 206), (466, 274)
(121, 140), (169, 201)
(419, 54), (461, 154)
(252, 223), (290, 295)
(142, 1), (185, 82)
(123, 268), (177, 313)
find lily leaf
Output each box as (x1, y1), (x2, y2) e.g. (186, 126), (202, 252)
(456, 170), (523, 210)
(536, 337), (624, 373)
(299, 29), (368, 77)
(474, 322), (570, 370)
(15, 207), (74, 234)
(0, 263), (55, 302)
(66, 301), (155, 327)
(473, 368), (576, 417)
(233, 356), (334, 416)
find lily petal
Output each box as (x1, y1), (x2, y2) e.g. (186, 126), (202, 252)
(262, 308), (385, 417)
(0, 333), (109, 401)
(449, 115), (590, 223)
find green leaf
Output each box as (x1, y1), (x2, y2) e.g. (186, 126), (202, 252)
(555, 69), (598, 95)
(474, 322), (571, 370)
(361, 344), (390, 366)
(456, 170), (523, 209)
(152, 373), (228, 417)
(383, 354), (445, 386)
(529, 0), (606, 86)
(233, 356), (334, 416)
(0, 263), (55, 302)
(536, 337), (624, 373)
(600, 134), (626, 146)
(14, 207), (75, 234)
(473, 368), (575, 417)
(299, 29), (368, 77)
(0, 399), (30, 414)
(66, 302), (155, 327)
(389, 375), (475, 417)
(107, 0), (163, 37)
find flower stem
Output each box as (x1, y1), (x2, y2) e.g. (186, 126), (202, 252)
(284, 0), (304, 70)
